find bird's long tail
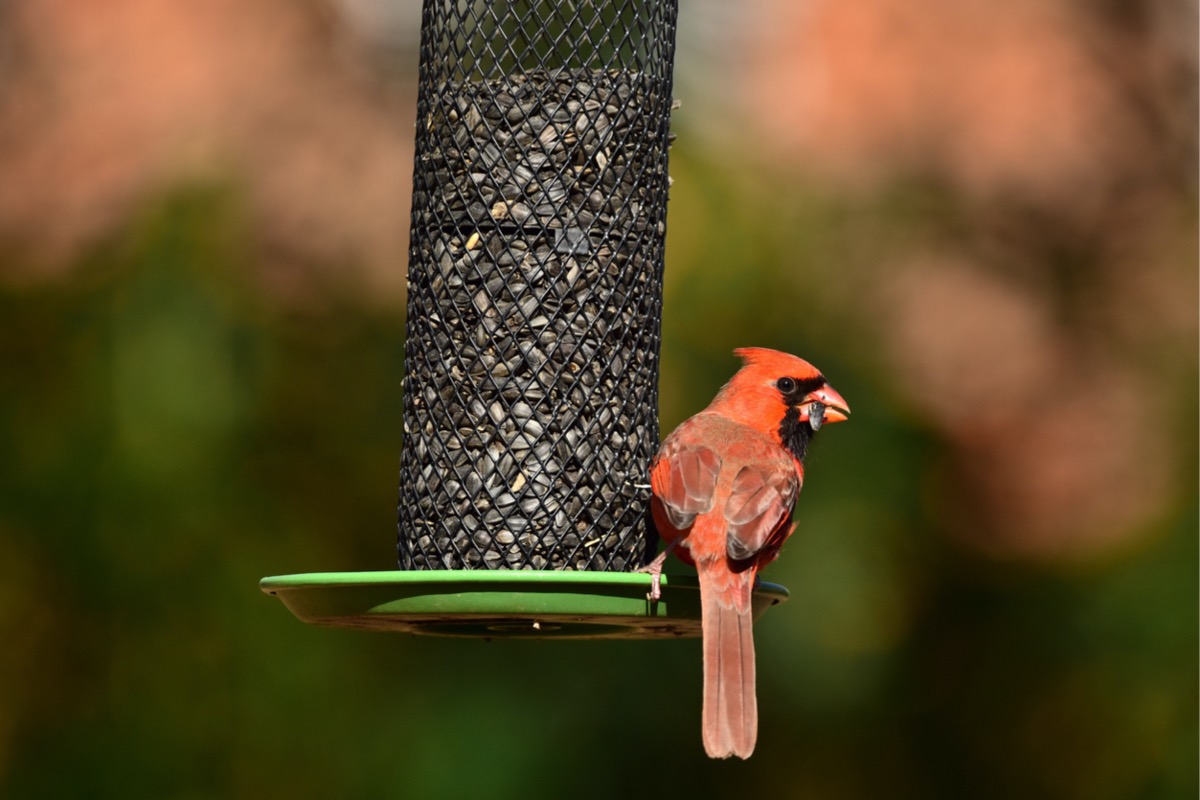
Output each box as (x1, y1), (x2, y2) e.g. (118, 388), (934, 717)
(699, 568), (756, 759)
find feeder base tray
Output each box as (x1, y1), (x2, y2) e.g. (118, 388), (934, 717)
(259, 570), (789, 639)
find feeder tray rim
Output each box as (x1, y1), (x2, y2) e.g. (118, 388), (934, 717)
(260, 570), (789, 640)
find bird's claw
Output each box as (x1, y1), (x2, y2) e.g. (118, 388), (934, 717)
(647, 570), (663, 603)
(637, 543), (676, 603)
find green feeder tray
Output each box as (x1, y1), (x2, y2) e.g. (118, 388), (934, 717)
(260, 570), (789, 640)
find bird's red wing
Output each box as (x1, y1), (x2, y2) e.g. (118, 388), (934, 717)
(723, 465), (799, 561)
(650, 436), (722, 533)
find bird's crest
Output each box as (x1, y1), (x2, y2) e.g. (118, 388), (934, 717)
(733, 347), (822, 379)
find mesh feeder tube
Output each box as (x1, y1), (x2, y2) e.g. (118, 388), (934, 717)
(398, 1), (680, 571)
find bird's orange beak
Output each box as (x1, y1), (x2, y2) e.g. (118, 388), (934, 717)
(799, 385), (850, 430)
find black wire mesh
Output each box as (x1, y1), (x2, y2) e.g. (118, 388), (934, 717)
(398, 0), (679, 571)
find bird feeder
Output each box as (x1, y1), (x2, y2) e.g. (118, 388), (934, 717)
(262, 0), (787, 637)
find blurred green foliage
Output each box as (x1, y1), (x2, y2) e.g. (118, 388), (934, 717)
(0, 158), (1195, 800)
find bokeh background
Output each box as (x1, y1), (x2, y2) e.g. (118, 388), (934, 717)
(1, 1), (1196, 797)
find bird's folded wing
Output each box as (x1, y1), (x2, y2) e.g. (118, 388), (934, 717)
(650, 439), (721, 531)
(723, 466), (798, 561)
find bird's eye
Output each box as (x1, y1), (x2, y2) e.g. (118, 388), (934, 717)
(776, 377), (797, 394)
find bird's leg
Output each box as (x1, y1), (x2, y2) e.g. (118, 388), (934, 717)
(638, 540), (679, 602)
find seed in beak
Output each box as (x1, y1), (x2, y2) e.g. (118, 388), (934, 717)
(808, 401), (826, 431)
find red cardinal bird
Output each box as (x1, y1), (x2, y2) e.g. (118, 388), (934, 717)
(647, 347), (850, 759)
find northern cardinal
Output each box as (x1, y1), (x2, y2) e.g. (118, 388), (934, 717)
(647, 348), (850, 759)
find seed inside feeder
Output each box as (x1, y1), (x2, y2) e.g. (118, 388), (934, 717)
(399, 67), (674, 572)
(417, 69), (668, 237)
